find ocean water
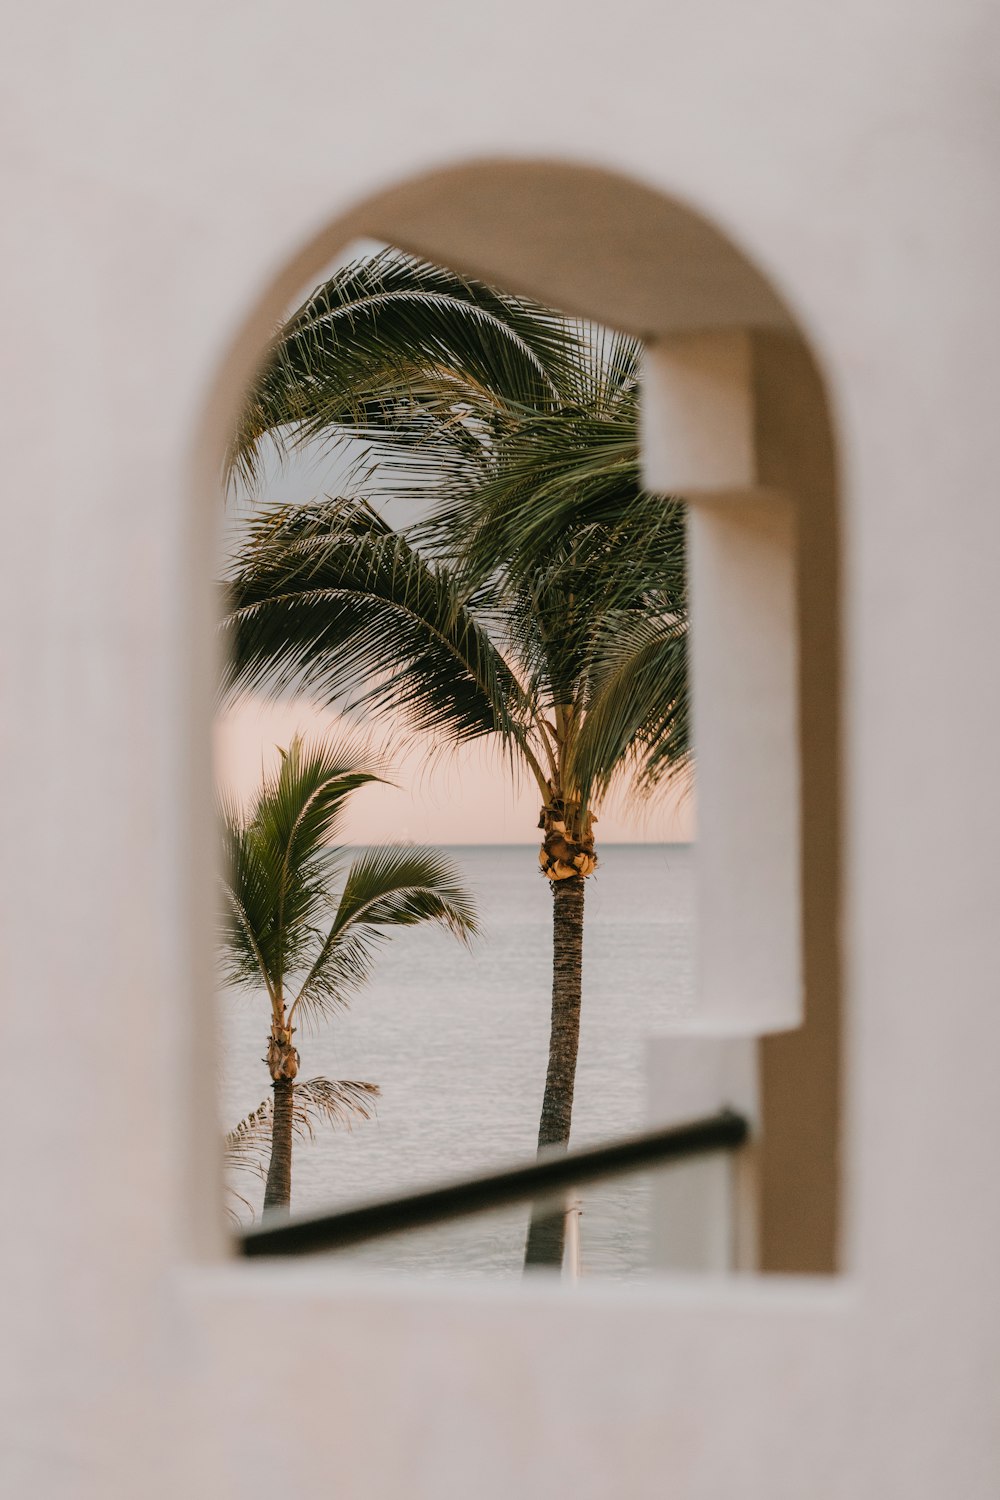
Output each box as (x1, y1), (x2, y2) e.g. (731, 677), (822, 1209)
(219, 842), (695, 1278)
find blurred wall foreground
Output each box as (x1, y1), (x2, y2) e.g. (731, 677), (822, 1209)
(1, 3), (998, 1497)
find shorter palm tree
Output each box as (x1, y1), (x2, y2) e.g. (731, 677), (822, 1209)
(219, 733), (479, 1216)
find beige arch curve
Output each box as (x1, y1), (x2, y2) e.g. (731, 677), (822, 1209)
(194, 159), (842, 1274)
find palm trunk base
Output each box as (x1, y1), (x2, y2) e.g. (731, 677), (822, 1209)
(523, 872), (586, 1273)
(524, 1203), (568, 1269)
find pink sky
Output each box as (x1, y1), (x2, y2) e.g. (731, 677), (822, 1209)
(215, 695), (694, 845)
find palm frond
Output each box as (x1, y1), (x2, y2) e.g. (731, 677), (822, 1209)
(290, 845), (479, 1024)
(229, 249), (585, 491)
(218, 733), (385, 995)
(223, 498), (536, 762)
(568, 613), (690, 808)
(413, 323), (642, 567)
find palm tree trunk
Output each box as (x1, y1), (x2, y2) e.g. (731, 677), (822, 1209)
(524, 873), (586, 1269)
(263, 1077), (294, 1214)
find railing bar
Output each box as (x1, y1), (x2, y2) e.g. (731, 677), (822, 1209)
(238, 1108), (748, 1258)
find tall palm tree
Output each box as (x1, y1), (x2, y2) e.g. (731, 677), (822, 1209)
(219, 732), (479, 1215)
(223, 254), (688, 1265)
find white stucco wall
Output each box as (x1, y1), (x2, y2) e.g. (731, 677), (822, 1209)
(2, 3), (999, 1496)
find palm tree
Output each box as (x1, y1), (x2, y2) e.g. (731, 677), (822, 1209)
(223, 254), (688, 1265)
(219, 732), (479, 1216)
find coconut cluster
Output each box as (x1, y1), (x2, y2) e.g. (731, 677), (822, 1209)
(266, 1023), (299, 1081)
(538, 800), (597, 881)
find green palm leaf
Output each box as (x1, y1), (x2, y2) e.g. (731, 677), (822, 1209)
(567, 613), (690, 806)
(223, 497), (538, 763)
(229, 249), (583, 491)
(290, 845), (479, 1025)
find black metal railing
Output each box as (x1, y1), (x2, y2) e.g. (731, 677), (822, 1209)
(238, 1108), (748, 1259)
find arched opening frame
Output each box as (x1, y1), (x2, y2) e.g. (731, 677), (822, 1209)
(191, 159), (843, 1277)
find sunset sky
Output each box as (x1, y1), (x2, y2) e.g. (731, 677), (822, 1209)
(215, 692), (694, 846)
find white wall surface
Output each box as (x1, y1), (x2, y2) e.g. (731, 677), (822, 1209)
(1, 3), (999, 1496)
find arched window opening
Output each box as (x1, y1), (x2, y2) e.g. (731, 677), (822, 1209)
(198, 162), (842, 1280)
